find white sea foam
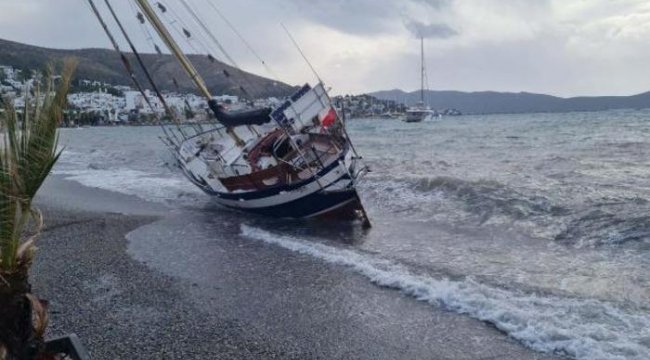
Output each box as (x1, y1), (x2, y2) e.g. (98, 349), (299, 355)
(56, 149), (94, 169)
(54, 168), (202, 205)
(241, 224), (650, 360)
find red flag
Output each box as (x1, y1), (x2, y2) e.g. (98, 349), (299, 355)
(320, 107), (337, 128)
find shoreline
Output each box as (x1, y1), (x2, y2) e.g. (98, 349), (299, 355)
(31, 177), (564, 359)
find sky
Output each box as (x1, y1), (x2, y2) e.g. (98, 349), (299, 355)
(1, 0), (650, 97)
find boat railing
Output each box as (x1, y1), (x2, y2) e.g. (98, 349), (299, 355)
(275, 136), (341, 176)
(182, 124), (228, 142)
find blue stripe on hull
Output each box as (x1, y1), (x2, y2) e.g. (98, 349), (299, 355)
(219, 188), (359, 219)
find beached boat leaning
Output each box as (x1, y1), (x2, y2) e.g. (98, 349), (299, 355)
(179, 83), (370, 221)
(88, 0), (371, 226)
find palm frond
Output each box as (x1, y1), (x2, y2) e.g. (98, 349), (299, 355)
(0, 101), (19, 270)
(0, 58), (77, 274)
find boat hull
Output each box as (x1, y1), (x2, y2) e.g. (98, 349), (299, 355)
(188, 152), (366, 221)
(172, 82), (371, 224)
(217, 186), (362, 220)
(404, 110), (434, 122)
(403, 116), (424, 123)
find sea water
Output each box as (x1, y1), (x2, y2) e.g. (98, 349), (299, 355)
(54, 109), (650, 360)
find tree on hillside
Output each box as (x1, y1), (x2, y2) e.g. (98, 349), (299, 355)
(16, 68), (31, 83)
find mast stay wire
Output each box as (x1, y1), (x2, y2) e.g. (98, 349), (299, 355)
(281, 22), (323, 85)
(280, 22), (365, 161)
(127, 0), (163, 54)
(176, 0), (265, 101)
(153, 2), (204, 58)
(149, 1), (220, 129)
(179, 0), (239, 69)
(158, 1), (262, 136)
(198, 0), (282, 83)
(158, 1), (215, 60)
(155, 0), (251, 110)
(104, 0), (193, 138)
(156, 1), (263, 101)
(134, 0), (247, 147)
(126, 0), (217, 131)
(84, 0), (180, 146)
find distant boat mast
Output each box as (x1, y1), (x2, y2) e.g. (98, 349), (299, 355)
(420, 36), (425, 104)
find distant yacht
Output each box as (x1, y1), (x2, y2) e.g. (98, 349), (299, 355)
(404, 37), (436, 123)
(405, 103), (435, 123)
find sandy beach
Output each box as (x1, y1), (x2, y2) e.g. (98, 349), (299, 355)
(29, 175), (562, 360)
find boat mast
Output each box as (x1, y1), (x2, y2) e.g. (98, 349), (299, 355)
(420, 36), (424, 104)
(134, 0), (243, 145)
(135, 0), (210, 98)
(86, 0), (180, 145)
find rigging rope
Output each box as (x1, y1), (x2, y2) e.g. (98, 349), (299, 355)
(178, 0), (239, 69)
(159, 1), (212, 53)
(128, 0), (214, 130)
(127, 1), (210, 129)
(127, 0), (162, 54)
(105, 0), (193, 138)
(159, 0), (264, 100)
(84, 0), (180, 146)
(198, 0), (281, 83)
(153, 1), (204, 59)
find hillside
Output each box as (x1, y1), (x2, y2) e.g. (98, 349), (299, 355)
(0, 38), (294, 98)
(370, 89), (650, 115)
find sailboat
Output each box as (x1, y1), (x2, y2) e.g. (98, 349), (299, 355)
(87, 0), (371, 226)
(404, 37), (436, 123)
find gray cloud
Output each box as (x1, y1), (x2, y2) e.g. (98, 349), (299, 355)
(412, 0), (453, 10)
(404, 20), (458, 39)
(285, 0), (396, 35)
(283, 0), (454, 36)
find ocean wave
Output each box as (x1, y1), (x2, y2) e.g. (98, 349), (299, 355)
(555, 208), (650, 248)
(363, 175), (567, 224)
(241, 225), (650, 360)
(54, 168), (203, 205)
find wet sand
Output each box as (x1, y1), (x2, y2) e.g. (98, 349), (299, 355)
(31, 176), (563, 359)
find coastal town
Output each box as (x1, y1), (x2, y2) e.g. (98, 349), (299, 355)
(1, 63), (247, 125)
(0, 63), (460, 126)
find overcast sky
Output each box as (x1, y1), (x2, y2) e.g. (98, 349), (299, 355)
(1, 0), (650, 97)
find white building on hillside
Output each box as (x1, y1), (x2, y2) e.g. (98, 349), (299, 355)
(0, 65), (15, 80)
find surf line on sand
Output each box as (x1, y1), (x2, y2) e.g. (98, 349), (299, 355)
(240, 224), (650, 360)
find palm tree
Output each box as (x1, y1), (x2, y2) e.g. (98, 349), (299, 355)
(0, 59), (76, 360)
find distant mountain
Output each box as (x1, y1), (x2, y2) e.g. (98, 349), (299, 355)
(0, 38), (294, 98)
(370, 89), (650, 115)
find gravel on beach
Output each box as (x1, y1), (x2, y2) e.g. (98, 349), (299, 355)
(32, 207), (302, 359)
